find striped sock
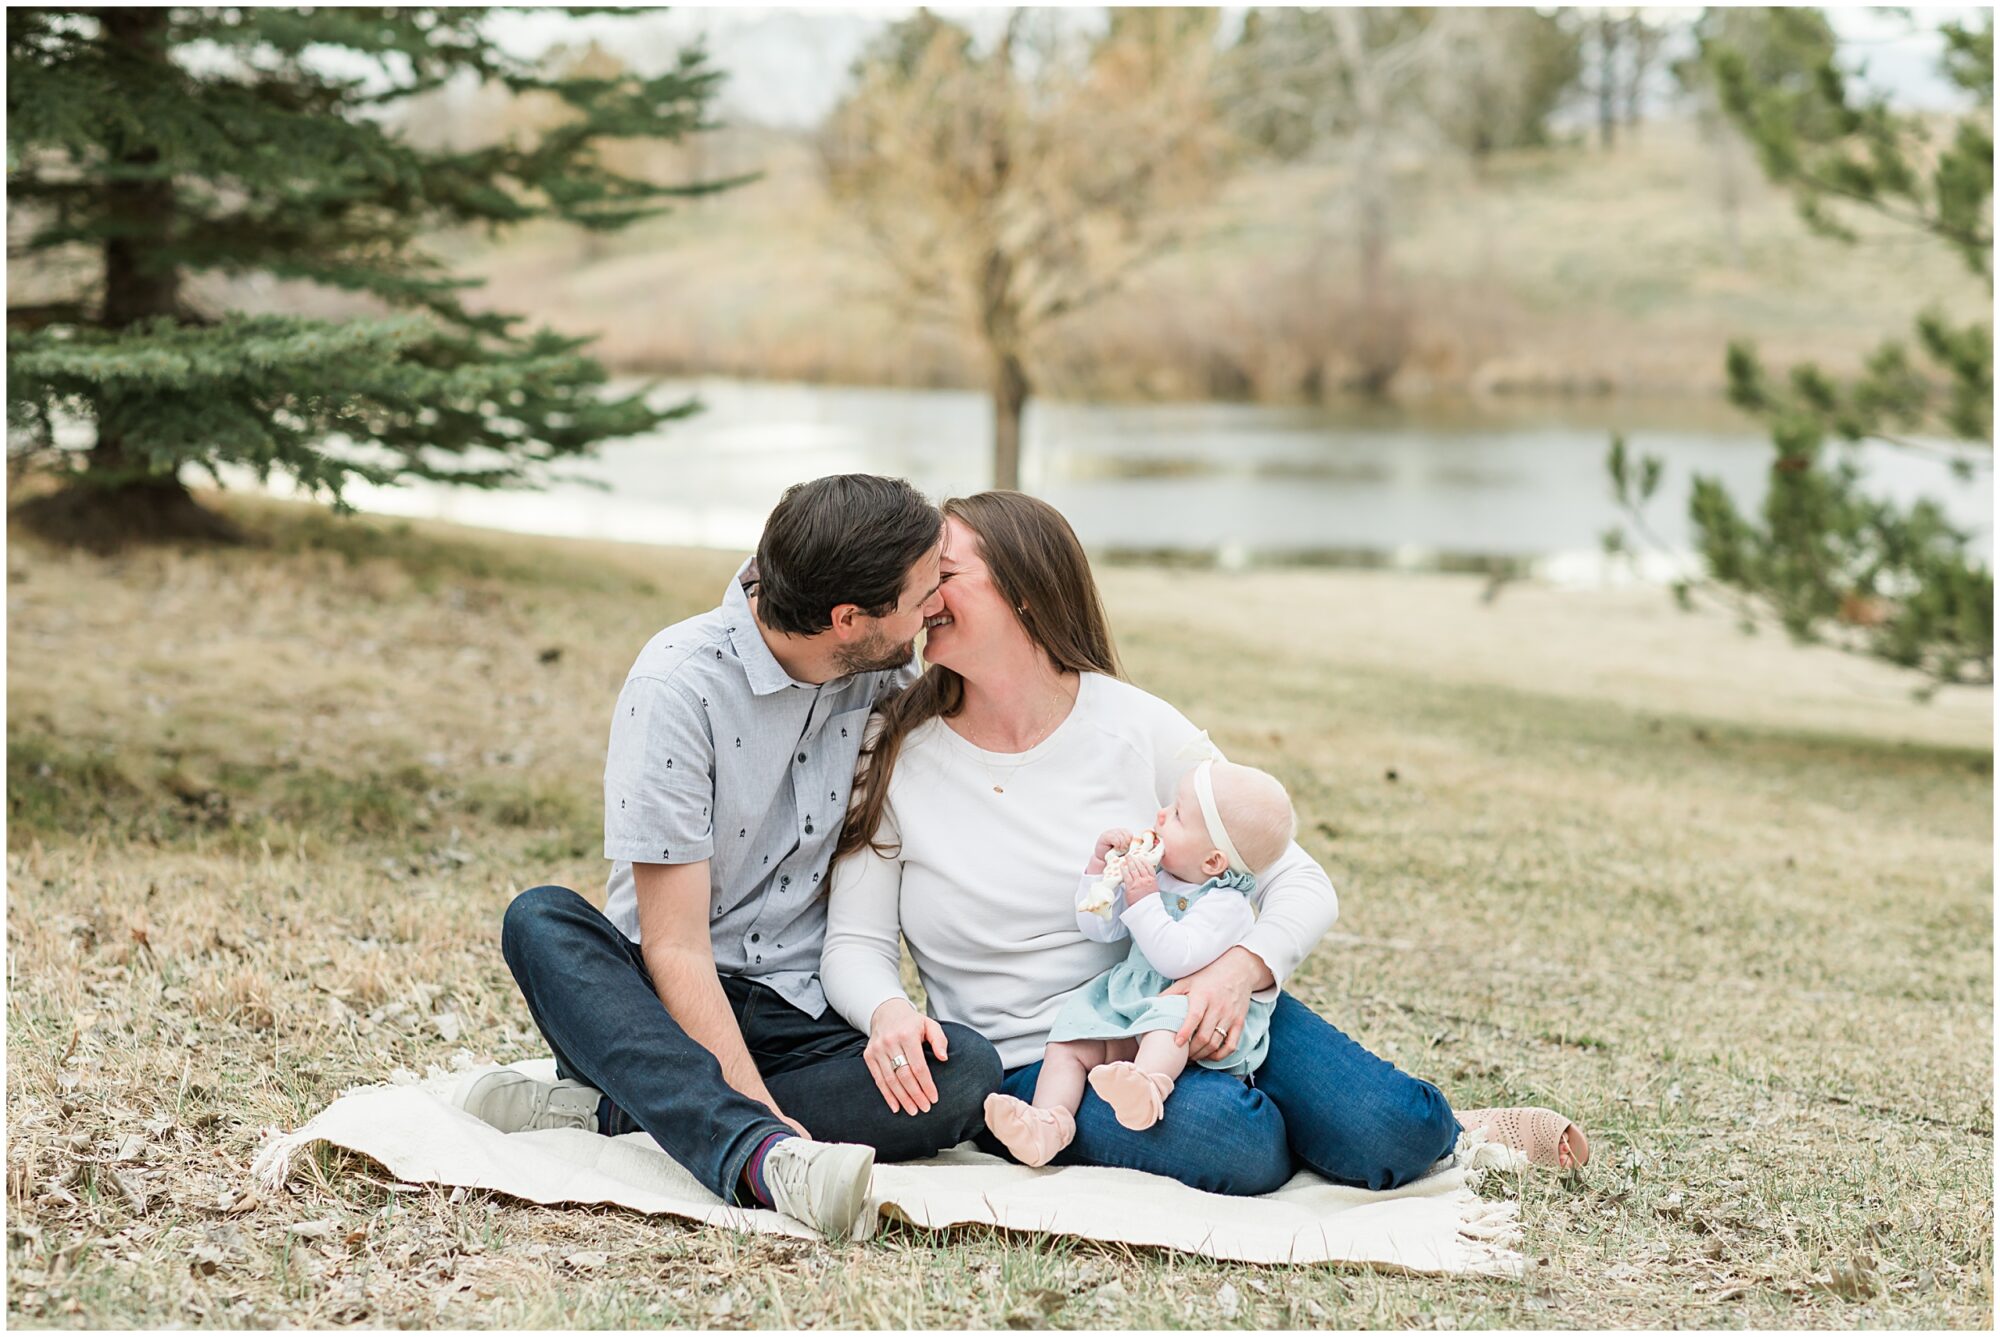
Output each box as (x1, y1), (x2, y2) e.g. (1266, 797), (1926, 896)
(743, 1130), (791, 1207)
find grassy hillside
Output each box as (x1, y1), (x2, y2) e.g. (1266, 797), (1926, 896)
(428, 116), (1989, 404)
(6, 497), (1992, 1327)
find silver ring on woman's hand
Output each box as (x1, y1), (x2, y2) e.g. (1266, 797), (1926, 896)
(890, 1053), (909, 1070)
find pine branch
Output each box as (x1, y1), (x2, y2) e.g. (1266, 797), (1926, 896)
(1857, 431), (1994, 467)
(1786, 163), (1992, 254)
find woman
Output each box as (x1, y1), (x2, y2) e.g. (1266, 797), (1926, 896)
(821, 492), (1586, 1193)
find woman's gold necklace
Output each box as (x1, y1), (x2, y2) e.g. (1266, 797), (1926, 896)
(968, 686), (1072, 794)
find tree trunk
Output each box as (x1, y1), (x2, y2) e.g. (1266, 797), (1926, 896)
(1697, 98), (1747, 269)
(1327, 9), (1403, 397)
(991, 350), (1028, 491)
(1596, 15), (1618, 151)
(976, 228), (1027, 490)
(99, 4), (183, 493)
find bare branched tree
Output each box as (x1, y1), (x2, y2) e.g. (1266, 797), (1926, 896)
(819, 9), (1235, 490)
(1227, 8), (1472, 393)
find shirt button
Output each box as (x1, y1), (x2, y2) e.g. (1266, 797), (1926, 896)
(1176, 896), (1189, 911)
(754, 955), (762, 964)
(803, 823), (814, 835)
(797, 752), (807, 763)
(750, 933), (761, 943)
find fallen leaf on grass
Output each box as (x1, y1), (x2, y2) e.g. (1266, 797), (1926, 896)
(106, 1166), (151, 1213)
(1216, 1282), (1240, 1318)
(287, 1219), (338, 1239)
(563, 1250), (608, 1271)
(1809, 1259), (1881, 1301)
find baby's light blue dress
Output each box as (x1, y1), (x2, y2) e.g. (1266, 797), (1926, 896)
(1048, 869), (1275, 1077)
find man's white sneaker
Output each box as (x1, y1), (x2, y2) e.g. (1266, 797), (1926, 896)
(760, 1138), (876, 1241)
(452, 1070), (602, 1134)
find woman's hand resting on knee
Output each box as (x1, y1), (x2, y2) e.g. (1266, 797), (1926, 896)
(1162, 946), (1269, 1062)
(866, 998), (951, 1115)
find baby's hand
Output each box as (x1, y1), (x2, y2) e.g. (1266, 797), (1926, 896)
(1122, 857), (1159, 898)
(1094, 828), (1136, 865)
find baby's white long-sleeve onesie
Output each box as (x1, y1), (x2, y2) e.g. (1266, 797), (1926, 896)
(1076, 871), (1277, 995)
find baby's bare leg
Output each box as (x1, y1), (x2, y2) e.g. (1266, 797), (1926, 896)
(1133, 1029), (1190, 1083)
(1031, 1039), (1105, 1112)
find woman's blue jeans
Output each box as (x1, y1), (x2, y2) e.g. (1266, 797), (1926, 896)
(978, 992), (1461, 1195)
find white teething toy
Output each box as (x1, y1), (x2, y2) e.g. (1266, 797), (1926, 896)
(1078, 830), (1163, 919)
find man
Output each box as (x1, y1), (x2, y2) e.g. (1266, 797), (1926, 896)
(459, 475), (1002, 1239)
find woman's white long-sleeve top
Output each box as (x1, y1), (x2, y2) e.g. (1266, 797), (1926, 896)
(821, 672), (1339, 1070)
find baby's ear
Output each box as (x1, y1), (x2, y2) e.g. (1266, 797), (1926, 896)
(1203, 849), (1230, 876)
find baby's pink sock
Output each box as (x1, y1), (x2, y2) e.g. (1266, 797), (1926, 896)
(984, 1093), (1077, 1168)
(1088, 1062), (1175, 1131)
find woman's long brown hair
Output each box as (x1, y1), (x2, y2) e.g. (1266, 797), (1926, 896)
(833, 491), (1123, 865)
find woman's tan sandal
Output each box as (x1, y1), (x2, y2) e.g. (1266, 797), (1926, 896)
(1455, 1106), (1590, 1171)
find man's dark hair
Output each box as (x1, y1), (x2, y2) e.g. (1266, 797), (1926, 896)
(753, 475), (942, 636)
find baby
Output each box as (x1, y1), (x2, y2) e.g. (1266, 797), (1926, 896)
(983, 759), (1297, 1166)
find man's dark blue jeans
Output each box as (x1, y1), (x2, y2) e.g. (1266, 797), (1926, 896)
(501, 885), (1003, 1204)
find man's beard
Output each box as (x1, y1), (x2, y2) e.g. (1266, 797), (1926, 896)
(835, 630), (917, 675)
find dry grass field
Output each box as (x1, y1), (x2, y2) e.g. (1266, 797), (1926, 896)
(6, 494), (1992, 1328)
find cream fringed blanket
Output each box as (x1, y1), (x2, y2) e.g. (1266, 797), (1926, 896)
(254, 1060), (1527, 1277)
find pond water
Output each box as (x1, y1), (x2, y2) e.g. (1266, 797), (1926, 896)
(303, 377), (1992, 582)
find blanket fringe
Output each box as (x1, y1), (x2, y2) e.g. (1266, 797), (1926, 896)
(1453, 1196), (1525, 1276)
(1450, 1127), (1529, 1178)
(1457, 1197), (1523, 1243)
(251, 1122), (316, 1192)
(250, 1071), (467, 1191)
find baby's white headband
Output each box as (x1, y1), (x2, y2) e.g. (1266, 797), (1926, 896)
(1193, 759), (1248, 876)
(1176, 732), (1240, 876)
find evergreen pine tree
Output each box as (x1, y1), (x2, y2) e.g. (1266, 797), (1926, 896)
(1608, 11), (1993, 692)
(7, 8), (734, 547)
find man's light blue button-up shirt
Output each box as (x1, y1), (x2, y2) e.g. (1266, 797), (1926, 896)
(601, 562), (911, 1017)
